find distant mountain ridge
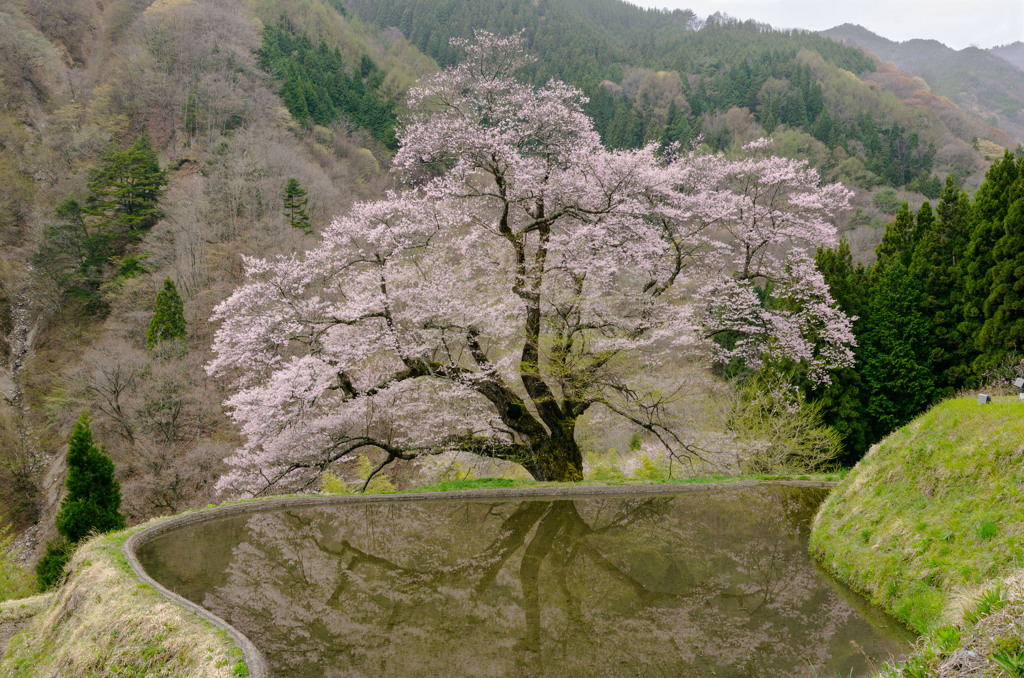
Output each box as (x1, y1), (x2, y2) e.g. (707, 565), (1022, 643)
(990, 41), (1024, 71)
(822, 24), (1024, 142)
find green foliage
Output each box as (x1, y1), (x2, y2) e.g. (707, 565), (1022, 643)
(809, 239), (870, 463)
(810, 397), (1024, 635)
(55, 413), (125, 545)
(977, 177), (1024, 367)
(963, 586), (1009, 624)
(0, 523), (36, 600)
(319, 471), (353, 495)
(345, 0), (947, 190)
(584, 448), (626, 481)
(875, 202), (916, 267)
(33, 134), (166, 314)
(991, 647), (1024, 678)
(976, 519), (999, 540)
(961, 151), (1021, 373)
(85, 133), (167, 234)
(632, 453), (669, 480)
(910, 178), (975, 395)
(281, 178), (311, 231)
(146, 278), (186, 348)
(872, 187), (901, 215)
(858, 259), (935, 444)
(412, 477), (517, 492)
(259, 21), (397, 148)
(35, 537), (72, 592)
(355, 454), (397, 493)
(931, 625), (961, 654)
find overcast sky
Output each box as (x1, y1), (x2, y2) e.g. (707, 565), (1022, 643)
(628, 0), (1024, 50)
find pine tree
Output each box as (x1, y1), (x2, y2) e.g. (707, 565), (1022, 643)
(39, 413), (125, 589)
(977, 176), (1024, 366)
(961, 151), (1020, 371)
(911, 178), (973, 393)
(860, 261), (935, 443)
(55, 413), (125, 543)
(282, 177), (312, 231)
(147, 278), (186, 348)
(85, 132), (168, 236)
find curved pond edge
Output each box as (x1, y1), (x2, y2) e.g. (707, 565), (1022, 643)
(122, 479), (836, 677)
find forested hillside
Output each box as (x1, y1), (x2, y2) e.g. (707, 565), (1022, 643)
(0, 0), (1022, 588)
(823, 24), (1024, 143)
(812, 152), (1024, 462)
(348, 0), (1002, 200)
(0, 0), (433, 565)
(991, 42), (1024, 71)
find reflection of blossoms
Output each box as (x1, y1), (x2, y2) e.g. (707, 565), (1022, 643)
(145, 487), (908, 677)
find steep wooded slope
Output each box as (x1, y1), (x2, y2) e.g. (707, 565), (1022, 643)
(0, 0), (434, 561)
(824, 24), (1024, 143)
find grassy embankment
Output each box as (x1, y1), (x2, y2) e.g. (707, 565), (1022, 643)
(0, 519), (247, 678)
(0, 471), (838, 676)
(811, 396), (1024, 676)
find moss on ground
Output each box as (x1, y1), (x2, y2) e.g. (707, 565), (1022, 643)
(810, 395), (1024, 676)
(0, 520), (247, 678)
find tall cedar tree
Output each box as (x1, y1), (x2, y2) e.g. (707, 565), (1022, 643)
(910, 178), (973, 394)
(859, 259), (935, 443)
(961, 151), (1020, 372)
(282, 178), (312, 231)
(55, 413), (125, 543)
(978, 175), (1024, 365)
(147, 278), (186, 347)
(810, 239), (871, 463)
(38, 414), (124, 590)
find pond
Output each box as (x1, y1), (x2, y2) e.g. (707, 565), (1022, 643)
(136, 485), (913, 677)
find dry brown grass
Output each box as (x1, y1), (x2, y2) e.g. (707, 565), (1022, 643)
(0, 526), (245, 677)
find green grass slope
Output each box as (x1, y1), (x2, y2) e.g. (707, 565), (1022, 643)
(0, 521), (247, 677)
(810, 396), (1024, 635)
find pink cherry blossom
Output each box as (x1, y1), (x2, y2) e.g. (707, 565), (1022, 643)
(208, 32), (854, 496)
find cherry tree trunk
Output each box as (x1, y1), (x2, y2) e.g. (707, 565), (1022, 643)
(524, 427), (584, 482)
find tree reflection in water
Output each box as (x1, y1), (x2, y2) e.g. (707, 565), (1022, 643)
(138, 486), (910, 677)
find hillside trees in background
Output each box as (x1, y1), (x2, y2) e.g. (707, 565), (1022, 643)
(259, 20), (398, 148)
(814, 153), (1024, 462)
(146, 278), (186, 347)
(208, 32), (854, 495)
(33, 134), (167, 313)
(345, 0), (988, 194)
(0, 0), (419, 542)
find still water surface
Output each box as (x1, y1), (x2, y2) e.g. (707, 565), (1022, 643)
(137, 485), (912, 677)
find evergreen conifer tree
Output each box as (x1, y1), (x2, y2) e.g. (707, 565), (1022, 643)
(911, 178), (973, 393)
(282, 177), (312, 231)
(875, 202), (916, 267)
(860, 261), (935, 443)
(55, 413), (125, 543)
(146, 278), (186, 347)
(38, 413), (125, 589)
(960, 151), (1020, 370)
(977, 176), (1024, 366)
(809, 239), (871, 463)
(85, 132), (168, 236)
